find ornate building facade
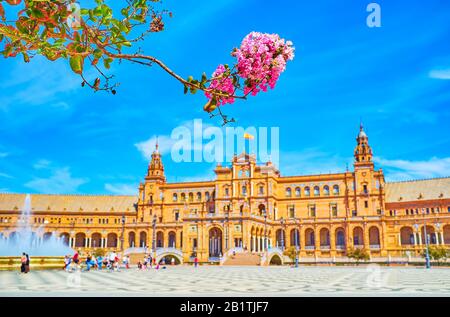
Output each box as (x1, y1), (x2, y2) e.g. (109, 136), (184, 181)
(0, 125), (449, 264)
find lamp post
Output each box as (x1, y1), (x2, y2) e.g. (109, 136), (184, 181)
(120, 215), (126, 253)
(421, 209), (431, 269)
(152, 214), (157, 259)
(294, 218), (299, 268)
(224, 208), (229, 250)
(280, 217), (285, 251)
(263, 209), (268, 251)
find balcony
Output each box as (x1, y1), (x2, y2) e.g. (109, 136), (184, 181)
(370, 244), (381, 250)
(354, 244), (364, 249)
(336, 245), (346, 250)
(320, 245), (331, 251)
(305, 246), (315, 250)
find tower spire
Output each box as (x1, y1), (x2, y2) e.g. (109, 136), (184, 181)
(145, 137), (166, 183)
(354, 122), (373, 168)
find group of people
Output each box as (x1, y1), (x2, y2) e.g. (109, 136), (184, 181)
(64, 250), (131, 272)
(136, 254), (176, 270)
(20, 252), (30, 274)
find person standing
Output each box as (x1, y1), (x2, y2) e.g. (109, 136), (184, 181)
(194, 256), (198, 268)
(97, 255), (103, 270)
(20, 252), (27, 273)
(25, 253), (30, 273)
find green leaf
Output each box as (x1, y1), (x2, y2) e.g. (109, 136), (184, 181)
(69, 55), (84, 74)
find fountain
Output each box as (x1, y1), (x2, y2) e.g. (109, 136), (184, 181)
(0, 194), (74, 269)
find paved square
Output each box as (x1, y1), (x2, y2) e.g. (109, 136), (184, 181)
(1, 266), (450, 297)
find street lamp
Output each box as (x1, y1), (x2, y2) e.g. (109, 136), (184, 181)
(421, 208), (431, 269)
(280, 217), (285, 251)
(263, 209), (267, 251)
(294, 218), (299, 268)
(120, 215), (126, 252)
(224, 208), (229, 250)
(152, 214), (157, 258)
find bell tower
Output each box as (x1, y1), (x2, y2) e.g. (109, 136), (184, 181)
(146, 141), (166, 184)
(354, 122), (374, 169)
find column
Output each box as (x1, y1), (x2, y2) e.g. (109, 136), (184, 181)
(435, 232), (440, 245)
(441, 232), (445, 245)
(252, 236), (255, 252)
(105, 237), (108, 249)
(413, 233), (417, 245)
(257, 235), (261, 252)
(418, 232), (422, 245)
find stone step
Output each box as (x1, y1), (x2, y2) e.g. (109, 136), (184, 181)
(223, 253), (261, 266)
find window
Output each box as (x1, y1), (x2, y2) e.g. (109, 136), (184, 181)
(352, 210), (357, 217)
(309, 205), (316, 217)
(406, 209), (409, 215)
(205, 192), (210, 201)
(333, 185), (340, 195)
(288, 205), (295, 218)
(363, 184), (368, 194)
(364, 201), (368, 208)
(172, 193), (178, 202)
(448, 206), (450, 213)
(295, 187), (301, 197)
(181, 193), (186, 202)
(196, 192), (202, 201)
(314, 186), (320, 197)
(242, 185), (247, 196)
(304, 187), (310, 197)
(224, 187), (230, 197)
(285, 187), (292, 197)
(323, 186), (330, 196)
(174, 211), (179, 221)
(331, 204), (338, 217)
(189, 193), (194, 202)
(258, 186), (264, 195)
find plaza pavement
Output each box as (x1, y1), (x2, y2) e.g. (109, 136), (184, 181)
(0, 265), (449, 297)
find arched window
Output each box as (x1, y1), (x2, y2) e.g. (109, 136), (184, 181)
(205, 191), (210, 201)
(333, 185), (340, 195)
(314, 186), (320, 197)
(258, 185), (264, 195)
(224, 187), (230, 197)
(304, 187), (310, 197)
(285, 187), (292, 197)
(323, 185), (330, 196)
(172, 193), (178, 202)
(188, 192), (194, 202)
(242, 185), (247, 196)
(180, 193), (186, 202)
(295, 187), (301, 197)
(196, 192), (202, 201)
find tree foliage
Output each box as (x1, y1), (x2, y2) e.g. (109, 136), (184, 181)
(0, 0), (295, 124)
(422, 246), (449, 264)
(347, 247), (370, 263)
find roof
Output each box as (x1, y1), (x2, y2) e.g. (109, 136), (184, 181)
(0, 193), (138, 213)
(385, 177), (450, 202)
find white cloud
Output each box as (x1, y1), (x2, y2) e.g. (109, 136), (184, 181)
(33, 159), (52, 170)
(134, 119), (216, 161)
(429, 69), (450, 80)
(105, 183), (138, 195)
(375, 156), (450, 181)
(0, 172), (13, 179)
(25, 167), (88, 194)
(135, 135), (176, 160)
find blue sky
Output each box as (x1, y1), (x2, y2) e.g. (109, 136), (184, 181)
(1, 0), (450, 195)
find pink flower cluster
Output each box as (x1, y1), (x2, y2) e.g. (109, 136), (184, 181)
(234, 32), (295, 96)
(205, 32), (294, 106)
(205, 64), (235, 105)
